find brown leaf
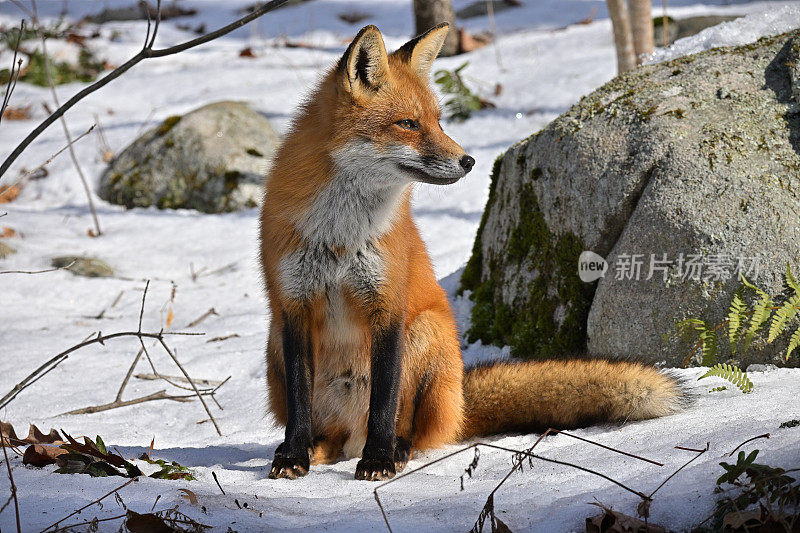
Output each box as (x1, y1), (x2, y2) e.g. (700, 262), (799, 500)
(586, 509), (667, 533)
(1, 421), (65, 446)
(179, 488), (198, 505)
(166, 308), (174, 328)
(0, 227), (16, 239)
(62, 433), (128, 467)
(239, 47), (256, 58)
(22, 444), (68, 467)
(124, 511), (177, 533)
(0, 185), (20, 204)
(1, 105), (31, 121)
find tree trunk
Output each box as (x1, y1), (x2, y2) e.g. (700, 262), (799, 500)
(629, 0), (654, 63)
(606, 0), (636, 73)
(412, 0), (459, 57)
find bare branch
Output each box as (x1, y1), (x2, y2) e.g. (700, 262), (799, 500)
(60, 388), (229, 416)
(0, 329), (201, 410)
(0, 0), (292, 179)
(41, 478), (137, 532)
(0, 21), (25, 127)
(0, 259), (76, 275)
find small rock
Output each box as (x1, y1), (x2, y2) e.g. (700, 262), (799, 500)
(52, 256), (114, 278)
(99, 101), (280, 213)
(746, 364), (778, 373)
(0, 241), (16, 259)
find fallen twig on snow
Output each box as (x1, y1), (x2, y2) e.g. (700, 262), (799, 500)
(0, 259), (76, 275)
(0, 21), (24, 128)
(40, 477), (137, 532)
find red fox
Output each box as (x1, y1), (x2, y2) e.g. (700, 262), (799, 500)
(259, 23), (686, 481)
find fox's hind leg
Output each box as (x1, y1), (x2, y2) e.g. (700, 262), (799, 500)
(402, 310), (464, 452)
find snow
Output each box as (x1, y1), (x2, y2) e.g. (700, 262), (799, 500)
(1, 0), (799, 531)
(647, 4), (800, 63)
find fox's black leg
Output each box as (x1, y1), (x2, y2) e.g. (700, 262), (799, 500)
(356, 321), (402, 481)
(269, 313), (313, 480)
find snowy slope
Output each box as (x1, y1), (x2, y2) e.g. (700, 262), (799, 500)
(1, 1), (799, 531)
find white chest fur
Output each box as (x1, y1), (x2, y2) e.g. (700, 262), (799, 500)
(277, 141), (408, 302)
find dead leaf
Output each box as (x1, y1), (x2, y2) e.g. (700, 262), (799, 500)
(0, 185), (20, 204)
(124, 511), (177, 533)
(586, 508), (667, 533)
(22, 444), (69, 467)
(102, 150), (115, 163)
(458, 28), (492, 53)
(179, 488), (198, 505)
(239, 47), (256, 58)
(0, 227), (16, 239)
(1, 421), (65, 446)
(166, 308), (175, 328)
(338, 10), (370, 24)
(1, 105), (31, 121)
(66, 33), (87, 46)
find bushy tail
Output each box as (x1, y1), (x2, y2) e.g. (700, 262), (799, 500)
(461, 358), (688, 439)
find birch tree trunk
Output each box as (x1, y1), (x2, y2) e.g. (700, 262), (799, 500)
(413, 0), (459, 57)
(629, 0), (654, 63)
(606, 0), (636, 73)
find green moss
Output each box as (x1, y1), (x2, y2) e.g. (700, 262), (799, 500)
(157, 116), (182, 136)
(664, 108), (686, 119)
(461, 150), (593, 360)
(246, 147), (264, 157)
(460, 155), (503, 294)
(530, 167), (542, 181)
(652, 15), (675, 27)
(164, 138), (175, 148)
(223, 170), (242, 192)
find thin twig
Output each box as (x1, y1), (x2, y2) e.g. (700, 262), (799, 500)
(554, 430), (663, 466)
(1, 435), (21, 533)
(0, 259), (76, 275)
(728, 433), (770, 457)
(0, 20), (25, 127)
(53, 513), (126, 531)
(186, 308), (218, 328)
(31, 0), (102, 236)
(0, 0), (292, 179)
(648, 442), (708, 499)
(16, 125), (96, 182)
(134, 373), (225, 387)
(158, 337), (222, 436)
(40, 478), (136, 532)
(374, 436), (654, 532)
(114, 348), (144, 402)
(0, 330), (201, 410)
(212, 471), (226, 495)
(60, 388), (230, 415)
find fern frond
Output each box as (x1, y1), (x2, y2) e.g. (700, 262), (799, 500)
(728, 289), (747, 354)
(787, 326), (800, 361)
(786, 263), (799, 294)
(744, 294), (772, 351)
(698, 363), (753, 393)
(700, 328), (718, 366)
(741, 274), (769, 298)
(768, 294), (800, 343)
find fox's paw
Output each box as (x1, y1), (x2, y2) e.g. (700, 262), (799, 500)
(268, 455), (310, 479)
(355, 456), (396, 481)
(394, 437), (412, 473)
(268, 443), (310, 480)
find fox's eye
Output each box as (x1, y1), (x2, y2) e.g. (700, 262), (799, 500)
(395, 119), (420, 130)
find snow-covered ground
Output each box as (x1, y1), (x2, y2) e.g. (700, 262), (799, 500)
(1, 0), (799, 531)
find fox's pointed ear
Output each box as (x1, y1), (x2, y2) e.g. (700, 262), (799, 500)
(338, 25), (389, 92)
(395, 22), (450, 77)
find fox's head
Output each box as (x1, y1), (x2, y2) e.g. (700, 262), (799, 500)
(325, 23), (474, 186)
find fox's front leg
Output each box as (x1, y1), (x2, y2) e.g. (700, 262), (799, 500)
(269, 313), (313, 479)
(355, 320), (403, 481)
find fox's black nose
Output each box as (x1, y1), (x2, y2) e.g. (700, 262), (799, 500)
(460, 155), (475, 173)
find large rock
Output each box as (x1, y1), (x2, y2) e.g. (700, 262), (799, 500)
(99, 101), (279, 213)
(461, 30), (800, 367)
